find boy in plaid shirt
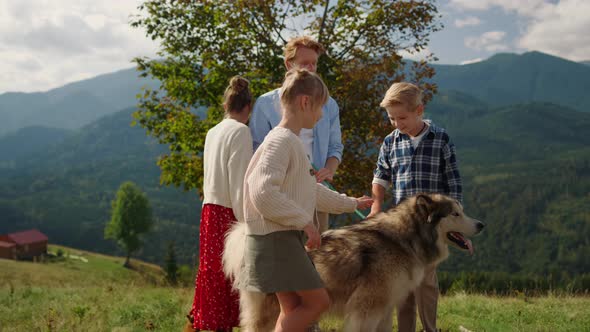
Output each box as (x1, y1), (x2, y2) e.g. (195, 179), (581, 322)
(368, 82), (462, 332)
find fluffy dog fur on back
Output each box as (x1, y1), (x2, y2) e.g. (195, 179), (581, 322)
(223, 193), (485, 332)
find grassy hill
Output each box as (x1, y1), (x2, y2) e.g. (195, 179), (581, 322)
(1, 245), (589, 331)
(0, 244), (191, 331)
(0, 109), (200, 266)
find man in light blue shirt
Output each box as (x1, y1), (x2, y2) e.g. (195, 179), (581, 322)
(249, 36), (343, 233)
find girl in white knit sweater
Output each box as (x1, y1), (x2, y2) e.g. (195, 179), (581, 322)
(243, 69), (373, 331)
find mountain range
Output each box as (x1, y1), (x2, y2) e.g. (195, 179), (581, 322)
(0, 68), (159, 136)
(431, 51), (590, 113)
(0, 51), (588, 278)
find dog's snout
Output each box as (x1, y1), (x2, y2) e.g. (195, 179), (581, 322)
(476, 221), (485, 232)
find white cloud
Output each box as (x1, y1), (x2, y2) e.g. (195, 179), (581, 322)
(454, 16), (482, 28)
(449, 0), (590, 61)
(518, 0), (590, 61)
(460, 58), (484, 65)
(449, 0), (549, 16)
(0, 0), (158, 93)
(398, 47), (435, 61)
(465, 31), (509, 52)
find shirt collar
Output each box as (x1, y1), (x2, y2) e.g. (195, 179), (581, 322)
(394, 119), (435, 140)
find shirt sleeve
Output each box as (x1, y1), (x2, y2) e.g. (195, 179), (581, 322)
(372, 138), (392, 188)
(247, 137), (311, 229)
(249, 96), (272, 152)
(326, 98), (344, 163)
(227, 127), (253, 223)
(441, 138), (463, 203)
(315, 183), (357, 214)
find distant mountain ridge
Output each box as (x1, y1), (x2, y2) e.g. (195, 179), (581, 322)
(0, 68), (159, 136)
(431, 51), (590, 113)
(1, 50), (589, 273)
(1, 50), (589, 138)
(0, 126), (71, 167)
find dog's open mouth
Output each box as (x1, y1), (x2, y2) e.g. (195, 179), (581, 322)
(447, 232), (474, 255)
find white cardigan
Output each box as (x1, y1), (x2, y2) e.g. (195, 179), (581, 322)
(202, 118), (253, 223)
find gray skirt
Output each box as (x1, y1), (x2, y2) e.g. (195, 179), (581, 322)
(245, 230), (324, 293)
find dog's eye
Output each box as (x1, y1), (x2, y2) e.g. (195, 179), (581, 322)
(452, 212), (460, 217)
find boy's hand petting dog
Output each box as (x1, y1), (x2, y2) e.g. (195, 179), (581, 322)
(355, 195), (374, 210)
(303, 223), (321, 249)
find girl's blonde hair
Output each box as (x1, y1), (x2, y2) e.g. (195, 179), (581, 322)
(224, 76), (252, 114)
(284, 36), (326, 63)
(280, 68), (328, 109)
(380, 82), (423, 110)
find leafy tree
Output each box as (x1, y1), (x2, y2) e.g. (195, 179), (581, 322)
(105, 181), (153, 267)
(130, 0), (441, 195)
(164, 241), (179, 285)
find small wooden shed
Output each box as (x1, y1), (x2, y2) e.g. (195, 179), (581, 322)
(0, 229), (48, 260)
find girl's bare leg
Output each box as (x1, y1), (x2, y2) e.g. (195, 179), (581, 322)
(275, 288), (330, 332)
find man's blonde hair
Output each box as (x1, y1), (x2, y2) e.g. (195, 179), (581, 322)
(280, 68), (328, 108)
(284, 36), (326, 63)
(380, 82), (423, 110)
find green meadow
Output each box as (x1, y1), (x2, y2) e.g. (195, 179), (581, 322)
(1, 245), (588, 332)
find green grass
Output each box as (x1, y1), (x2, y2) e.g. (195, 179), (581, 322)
(1, 246), (589, 331)
(319, 292), (590, 332)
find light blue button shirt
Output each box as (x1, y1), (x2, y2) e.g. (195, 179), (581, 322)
(249, 88), (343, 168)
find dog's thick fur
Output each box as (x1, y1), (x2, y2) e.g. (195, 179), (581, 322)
(223, 193), (485, 332)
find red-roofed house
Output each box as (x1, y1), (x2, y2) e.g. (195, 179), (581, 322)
(0, 240), (17, 259)
(0, 229), (48, 260)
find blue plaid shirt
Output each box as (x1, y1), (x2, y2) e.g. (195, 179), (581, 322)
(373, 121), (462, 205)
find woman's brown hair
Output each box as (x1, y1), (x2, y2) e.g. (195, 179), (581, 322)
(224, 76), (252, 114)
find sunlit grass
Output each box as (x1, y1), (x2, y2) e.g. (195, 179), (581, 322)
(1, 247), (589, 331)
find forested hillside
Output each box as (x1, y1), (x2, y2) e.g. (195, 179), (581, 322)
(0, 53), (588, 289)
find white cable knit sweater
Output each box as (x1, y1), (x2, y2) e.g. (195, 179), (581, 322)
(244, 127), (357, 235)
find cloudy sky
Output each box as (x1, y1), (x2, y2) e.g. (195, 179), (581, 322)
(0, 0), (588, 93)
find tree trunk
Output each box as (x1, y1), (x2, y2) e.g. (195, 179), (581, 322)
(124, 253), (131, 268)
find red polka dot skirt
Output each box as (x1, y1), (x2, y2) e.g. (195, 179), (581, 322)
(190, 204), (240, 330)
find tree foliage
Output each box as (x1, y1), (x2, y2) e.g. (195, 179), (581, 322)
(130, 0), (441, 194)
(164, 241), (179, 285)
(105, 181), (153, 267)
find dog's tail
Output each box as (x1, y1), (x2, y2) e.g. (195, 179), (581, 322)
(222, 221), (249, 289)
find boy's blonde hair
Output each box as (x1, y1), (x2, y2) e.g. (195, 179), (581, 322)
(223, 76), (252, 114)
(380, 82), (423, 111)
(284, 36), (326, 63)
(280, 68), (328, 108)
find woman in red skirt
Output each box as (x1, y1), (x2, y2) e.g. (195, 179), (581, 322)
(188, 76), (253, 331)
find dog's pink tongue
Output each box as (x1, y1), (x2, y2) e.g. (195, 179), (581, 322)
(466, 238), (474, 255)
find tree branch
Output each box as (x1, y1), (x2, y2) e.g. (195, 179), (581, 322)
(317, 0), (330, 44)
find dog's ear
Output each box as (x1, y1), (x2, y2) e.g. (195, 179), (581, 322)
(426, 199), (454, 224)
(416, 194), (434, 216)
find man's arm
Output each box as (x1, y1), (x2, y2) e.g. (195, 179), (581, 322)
(315, 156), (339, 183)
(249, 97), (271, 152)
(316, 99), (343, 183)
